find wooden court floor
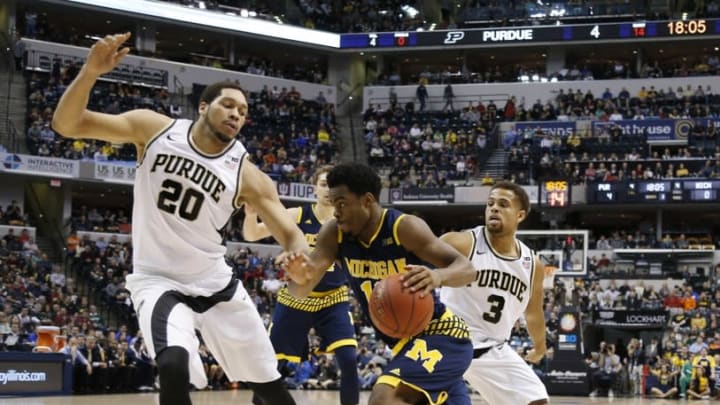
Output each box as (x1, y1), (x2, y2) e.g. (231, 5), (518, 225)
(0, 390), (714, 405)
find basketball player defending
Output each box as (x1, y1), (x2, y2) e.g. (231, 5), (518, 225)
(440, 182), (549, 405)
(52, 33), (311, 405)
(281, 163), (477, 405)
(243, 165), (359, 405)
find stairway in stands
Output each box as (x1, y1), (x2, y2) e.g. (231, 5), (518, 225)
(481, 149), (510, 180)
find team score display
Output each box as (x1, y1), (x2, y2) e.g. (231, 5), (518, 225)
(482, 294), (505, 324)
(590, 25), (600, 38)
(157, 179), (205, 220)
(668, 19), (707, 35)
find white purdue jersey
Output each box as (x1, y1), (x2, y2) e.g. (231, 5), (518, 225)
(131, 119), (246, 287)
(441, 225), (536, 349)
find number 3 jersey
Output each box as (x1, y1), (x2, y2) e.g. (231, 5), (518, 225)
(132, 119), (247, 287)
(440, 226), (536, 349)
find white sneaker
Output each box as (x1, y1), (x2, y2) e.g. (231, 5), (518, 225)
(608, 389), (614, 397)
(589, 389), (598, 397)
(701, 395), (710, 399)
(679, 393), (686, 398)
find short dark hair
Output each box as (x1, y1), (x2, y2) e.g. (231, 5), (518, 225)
(327, 163), (381, 201)
(199, 81), (247, 105)
(490, 181), (531, 215)
(311, 165), (334, 186)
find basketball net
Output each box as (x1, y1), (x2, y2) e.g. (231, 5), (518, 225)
(542, 265), (557, 290)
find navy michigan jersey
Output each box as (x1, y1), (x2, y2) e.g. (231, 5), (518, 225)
(337, 209), (473, 405)
(297, 204), (346, 292)
(336, 208), (446, 346)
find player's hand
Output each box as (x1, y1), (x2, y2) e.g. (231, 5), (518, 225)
(277, 251), (313, 285)
(85, 32), (132, 76)
(401, 264), (441, 298)
(525, 346), (546, 364)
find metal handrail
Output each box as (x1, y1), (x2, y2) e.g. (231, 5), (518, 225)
(0, 31), (14, 147)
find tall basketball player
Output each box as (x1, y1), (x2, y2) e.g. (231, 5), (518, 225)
(281, 163), (477, 405)
(439, 181), (549, 405)
(52, 32), (311, 405)
(244, 165), (359, 405)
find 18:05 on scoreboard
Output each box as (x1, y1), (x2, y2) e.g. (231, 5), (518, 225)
(339, 19), (720, 49)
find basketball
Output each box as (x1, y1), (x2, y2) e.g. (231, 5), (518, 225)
(368, 273), (434, 339)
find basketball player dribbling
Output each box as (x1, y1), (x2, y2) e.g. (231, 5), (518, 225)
(52, 32), (312, 405)
(243, 165), (360, 405)
(281, 163), (477, 405)
(440, 182), (549, 405)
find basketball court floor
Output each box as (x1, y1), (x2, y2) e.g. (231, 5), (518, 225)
(0, 391), (712, 405)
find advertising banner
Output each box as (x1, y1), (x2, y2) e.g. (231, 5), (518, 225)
(593, 309), (669, 327)
(546, 311), (589, 396)
(389, 186), (455, 203)
(515, 121), (577, 137)
(276, 182), (316, 202)
(591, 119), (693, 141)
(0, 153), (79, 178)
(0, 353), (71, 395)
(94, 162), (137, 185)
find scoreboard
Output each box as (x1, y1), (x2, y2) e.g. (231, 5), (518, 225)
(587, 180), (720, 204)
(340, 19), (720, 49)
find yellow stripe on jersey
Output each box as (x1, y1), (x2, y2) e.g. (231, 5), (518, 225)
(420, 310), (470, 340)
(390, 310), (470, 357)
(276, 353), (303, 363)
(296, 205), (304, 224)
(359, 209), (388, 248)
(277, 286), (349, 312)
(376, 375), (449, 405)
(392, 214), (407, 246)
(325, 338), (358, 353)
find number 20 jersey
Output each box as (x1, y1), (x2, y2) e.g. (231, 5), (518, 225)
(440, 226), (536, 349)
(132, 119), (246, 284)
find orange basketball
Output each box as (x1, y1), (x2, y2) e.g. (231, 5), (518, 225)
(368, 273), (434, 339)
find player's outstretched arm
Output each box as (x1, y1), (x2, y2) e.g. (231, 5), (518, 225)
(238, 161), (308, 256)
(52, 32), (170, 147)
(281, 218), (339, 298)
(524, 257), (547, 364)
(398, 215), (476, 296)
(242, 204), (300, 242)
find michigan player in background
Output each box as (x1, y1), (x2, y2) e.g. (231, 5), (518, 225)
(243, 165), (359, 405)
(52, 32), (311, 405)
(440, 182), (549, 405)
(281, 163), (477, 405)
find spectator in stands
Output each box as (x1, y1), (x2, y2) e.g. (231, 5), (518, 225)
(590, 343), (621, 397)
(649, 363), (679, 398)
(688, 363), (713, 399)
(416, 82), (427, 111)
(60, 335), (93, 393)
(442, 83), (454, 111)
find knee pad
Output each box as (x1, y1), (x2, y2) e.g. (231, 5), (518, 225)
(248, 378), (296, 405)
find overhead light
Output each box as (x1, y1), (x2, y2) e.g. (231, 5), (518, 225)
(401, 5), (419, 18)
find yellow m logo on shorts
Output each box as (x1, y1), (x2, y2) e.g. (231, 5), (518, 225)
(405, 339), (443, 373)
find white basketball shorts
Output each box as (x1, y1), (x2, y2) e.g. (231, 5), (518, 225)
(465, 343), (549, 405)
(126, 274), (280, 389)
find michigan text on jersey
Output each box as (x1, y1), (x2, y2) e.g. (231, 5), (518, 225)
(344, 258), (407, 279)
